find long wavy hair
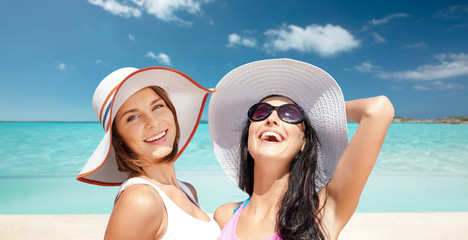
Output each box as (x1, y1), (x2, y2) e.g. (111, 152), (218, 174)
(238, 97), (325, 240)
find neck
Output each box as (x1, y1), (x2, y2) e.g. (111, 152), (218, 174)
(248, 161), (289, 216)
(134, 162), (178, 186)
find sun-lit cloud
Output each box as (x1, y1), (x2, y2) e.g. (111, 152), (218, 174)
(378, 53), (468, 81)
(226, 33), (257, 48)
(129, 34), (135, 42)
(145, 51), (172, 66)
(88, 0), (210, 26)
(264, 24), (360, 57)
(88, 0), (141, 18)
(354, 62), (381, 73)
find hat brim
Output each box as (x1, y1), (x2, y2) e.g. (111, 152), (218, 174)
(78, 67), (213, 186)
(208, 59), (348, 191)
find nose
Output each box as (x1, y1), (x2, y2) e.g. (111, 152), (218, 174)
(145, 113), (159, 129)
(265, 109), (280, 126)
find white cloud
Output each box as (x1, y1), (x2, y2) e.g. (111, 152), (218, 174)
(436, 5), (468, 20)
(372, 32), (386, 43)
(145, 51), (172, 66)
(264, 24), (360, 57)
(142, 0), (202, 25)
(414, 81), (466, 91)
(129, 34), (135, 42)
(378, 53), (468, 81)
(95, 59), (109, 66)
(57, 62), (66, 70)
(227, 33), (257, 48)
(362, 13), (411, 32)
(88, 0), (141, 18)
(354, 62), (380, 73)
(55, 61), (74, 70)
(88, 0), (210, 25)
(403, 42), (427, 49)
(370, 13), (411, 26)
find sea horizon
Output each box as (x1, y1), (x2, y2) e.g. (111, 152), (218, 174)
(2, 115), (468, 123)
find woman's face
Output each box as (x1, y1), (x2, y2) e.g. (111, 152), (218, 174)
(114, 87), (177, 162)
(247, 96), (306, 164)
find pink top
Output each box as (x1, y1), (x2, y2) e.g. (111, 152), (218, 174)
(218, 200), (282, 240)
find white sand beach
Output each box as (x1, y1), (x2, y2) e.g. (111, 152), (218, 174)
(339, 212), (468, 240)
(1, 212), (467, 240)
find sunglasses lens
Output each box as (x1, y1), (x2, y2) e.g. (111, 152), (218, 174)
(248, 103), (272, 121)
(279, 105), (304, 123)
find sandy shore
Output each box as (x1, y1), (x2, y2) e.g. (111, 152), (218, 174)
(1, 212), (467, 239)
(339, 212), (468, 240)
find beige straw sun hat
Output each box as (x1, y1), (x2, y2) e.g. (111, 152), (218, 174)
(209, 58), (348, 191)
(77, 66), (213, 186)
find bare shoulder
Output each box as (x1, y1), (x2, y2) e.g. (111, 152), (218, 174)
(117, 184), (164, 211)
(105, 184), (166, 239)
(214, 202), (240, 229)
(181, 181), (198, 202)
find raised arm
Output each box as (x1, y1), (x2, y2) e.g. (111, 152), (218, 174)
(324, 95), (394, 229)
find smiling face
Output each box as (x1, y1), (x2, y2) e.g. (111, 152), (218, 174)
(113, 87), (178, 164)
(247, 96), (306, 165)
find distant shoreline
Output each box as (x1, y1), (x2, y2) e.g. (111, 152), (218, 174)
(1, 117), (468, 124)
(392, 116), (468, 124)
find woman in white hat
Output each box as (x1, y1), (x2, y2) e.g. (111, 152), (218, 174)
(209, 59), (394, 239)
(77, 66), (221, 239)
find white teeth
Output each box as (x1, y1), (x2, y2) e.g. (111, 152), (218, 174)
(145, 131), (166, 142)
(260, 131), (282, 142)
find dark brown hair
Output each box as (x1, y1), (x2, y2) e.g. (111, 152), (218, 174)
(111, 86), (180, 174)
(238, 95), (325, 239)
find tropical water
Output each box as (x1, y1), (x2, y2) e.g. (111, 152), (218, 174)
(0, 122), (467, 214)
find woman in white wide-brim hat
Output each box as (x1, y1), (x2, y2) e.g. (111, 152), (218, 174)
(209, 59), (394, 240)
(77, 66), (220, 239)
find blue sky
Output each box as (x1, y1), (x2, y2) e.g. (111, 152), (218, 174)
(1, 0), (467, 121)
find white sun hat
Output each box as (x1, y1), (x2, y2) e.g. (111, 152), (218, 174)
(77, 66), (214, 186)
(209, 58), (348, 191)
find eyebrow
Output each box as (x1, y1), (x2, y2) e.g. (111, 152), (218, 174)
(118, 97), (163, 120)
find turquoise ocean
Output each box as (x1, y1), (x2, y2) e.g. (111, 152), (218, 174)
(1, 122), (467, 214)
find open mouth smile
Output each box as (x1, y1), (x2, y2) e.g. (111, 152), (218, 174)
(259, 131), (284, 142)
(144, 130), (167, 142)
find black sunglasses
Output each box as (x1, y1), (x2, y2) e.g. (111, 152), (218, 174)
(247, 102), (305, 124)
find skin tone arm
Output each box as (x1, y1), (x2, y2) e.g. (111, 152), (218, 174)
(321, 96), (394, 234)
(104, 185), (166, 240)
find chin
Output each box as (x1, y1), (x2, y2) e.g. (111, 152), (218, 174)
(152, 149), (173, 159)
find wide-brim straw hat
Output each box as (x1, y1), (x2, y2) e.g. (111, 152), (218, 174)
(77, 66), (213, 186)
(209, 58), (348, 192)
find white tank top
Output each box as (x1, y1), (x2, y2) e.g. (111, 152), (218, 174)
(117, 177), (221, 240)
